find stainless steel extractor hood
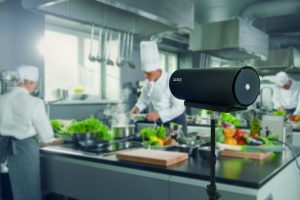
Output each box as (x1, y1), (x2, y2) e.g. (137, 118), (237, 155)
(252, 47), (300, 68)
(95, 0), (194, 30)
(189, 18), (269, 60)
(22, 0), (194, 35)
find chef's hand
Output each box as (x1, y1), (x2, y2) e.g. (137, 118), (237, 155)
(50, 138), (64, 146)
(39, 138), (64, 147)
(146, 112), (160, 121)
(131, 106), (139, 114)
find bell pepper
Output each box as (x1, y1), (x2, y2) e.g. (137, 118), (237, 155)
(235, 129), (247, 145)
(224, 138), (237, 145)
(223, 127), (236, 138)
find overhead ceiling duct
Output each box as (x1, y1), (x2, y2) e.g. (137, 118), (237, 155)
(189, 18), (269, 60)
(240, 0), (300, 23)
(270, 35), (300, 49)
(252, 47), (300, 68)
(22, 0), (194, 35)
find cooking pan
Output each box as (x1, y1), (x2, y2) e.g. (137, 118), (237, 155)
(78, 140), (109, 149)
(111, 124), (136, 139)
(72, 133), (97, 148)
(176, 135), (207, 156)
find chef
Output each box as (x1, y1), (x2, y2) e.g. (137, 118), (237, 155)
(131, 41), (187, 134)
(273, 71), (300, 117)
(0, 65), (61, 200)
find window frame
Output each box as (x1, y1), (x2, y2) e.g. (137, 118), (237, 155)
(44, 24), (121, 102)
(158, 50), (178, 73)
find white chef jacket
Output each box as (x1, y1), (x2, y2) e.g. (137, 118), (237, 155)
(0, 87), (54, 142)
(135, 70), (185, 122)
(273, 80), (300, 115)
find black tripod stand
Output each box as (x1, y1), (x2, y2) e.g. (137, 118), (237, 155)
(206, 112), (220, 200)
(185, 101), (247, 200)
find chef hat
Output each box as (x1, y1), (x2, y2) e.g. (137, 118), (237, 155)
(275, 71), (289, 86)
(16, 65), (39, 82)
(140, 41), (160, 72)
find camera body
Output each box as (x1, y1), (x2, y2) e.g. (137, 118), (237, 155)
(169, 66), (260, 110)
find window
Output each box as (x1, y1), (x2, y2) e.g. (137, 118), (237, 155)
(43, 25), (120, 101)
(105, 40), (121, 100)
(83, 38), (101, 95)
(159, 50), (178, 73)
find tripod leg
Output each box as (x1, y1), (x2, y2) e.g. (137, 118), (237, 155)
(206, 114), (221, 199)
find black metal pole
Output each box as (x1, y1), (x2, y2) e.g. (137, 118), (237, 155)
(206, 112), (221, 200)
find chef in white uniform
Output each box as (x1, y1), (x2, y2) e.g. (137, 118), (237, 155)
(0, 65), (60, 200)
(273, 71), (300, 116)
(131, 41), (187, 134)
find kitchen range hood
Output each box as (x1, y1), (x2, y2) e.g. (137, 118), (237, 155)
(252, 47), (300, 68)
(189, 18), (269, 60)
(251, 47), (300, 76)
(22, 0), (194, 35)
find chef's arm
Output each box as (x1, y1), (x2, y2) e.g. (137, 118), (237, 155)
(272, 89), (281, 110)
(32, 101), (56, 143)
(134, 85), (150, 112)
(293, 94), (300, 115)
(158, 96), (185, 123)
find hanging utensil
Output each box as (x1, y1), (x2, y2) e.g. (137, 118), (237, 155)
(88, 24), (97, 62)
(99, 29), (108, 63)
(122, 32), (129, 66)
(127, 33), (136, 69)
(96, 27), (103, 63)
(122, 32), (130, 68)
(106, 31), (114, 66)
(116, 32), (125, 68)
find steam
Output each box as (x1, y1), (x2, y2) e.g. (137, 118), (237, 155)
(104, 88), (132, 127)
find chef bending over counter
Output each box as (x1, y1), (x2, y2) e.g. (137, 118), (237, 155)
(131, 41), (187, 135)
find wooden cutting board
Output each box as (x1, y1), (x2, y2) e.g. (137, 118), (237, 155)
(116, 149), (188, 166)
(220, 150), (272, 160)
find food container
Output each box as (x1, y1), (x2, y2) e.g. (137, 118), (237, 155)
(111, 124), (136, 139)
(56, 88), (69, 100)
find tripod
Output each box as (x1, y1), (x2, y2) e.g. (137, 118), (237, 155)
(185, 101), (247, 200)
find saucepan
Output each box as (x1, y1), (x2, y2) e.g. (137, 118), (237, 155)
(111, 124), (136, 139)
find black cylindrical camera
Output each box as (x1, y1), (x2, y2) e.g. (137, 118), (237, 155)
(169, 66), (260, 107)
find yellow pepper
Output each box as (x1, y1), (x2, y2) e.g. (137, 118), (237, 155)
(224, 138), (237, 145)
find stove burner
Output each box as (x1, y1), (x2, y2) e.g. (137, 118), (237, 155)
(74, 141), (143, 154)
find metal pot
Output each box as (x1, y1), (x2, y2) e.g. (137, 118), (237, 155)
(111, 124), (135, 139)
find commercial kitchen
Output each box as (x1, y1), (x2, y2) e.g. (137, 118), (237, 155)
(1, 0), (300, 200)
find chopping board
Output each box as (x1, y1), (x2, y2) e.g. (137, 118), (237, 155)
(220, 150), (272, 160)
(116, 149), (188, 166)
